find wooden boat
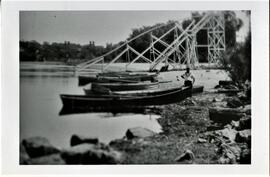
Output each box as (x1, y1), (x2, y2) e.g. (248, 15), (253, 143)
(90, 81), (159, 92)
(78, 75), (138, 86)
(84, 84), (202, 96)
(84, 84), (181, 96)
(84, 84), (202, 95)
(98, 71), (157, 78)
(78, 72), (158, 86)
(60, 86), (192, 114)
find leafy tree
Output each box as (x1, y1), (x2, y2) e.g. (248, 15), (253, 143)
(20, 40), (41, 61)
(221, 12), (251, 83)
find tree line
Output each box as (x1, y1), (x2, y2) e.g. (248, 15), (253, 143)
(20, 40), (115, 62)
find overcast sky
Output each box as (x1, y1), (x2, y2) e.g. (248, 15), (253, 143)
(20, 11), (250, 46)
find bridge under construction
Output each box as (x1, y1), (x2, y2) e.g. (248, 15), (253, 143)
(76, 12), (226, 73)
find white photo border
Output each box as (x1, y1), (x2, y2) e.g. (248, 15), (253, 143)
(1, 0), (269, 175)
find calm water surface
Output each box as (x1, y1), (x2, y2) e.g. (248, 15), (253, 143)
(20, 75), (162, 148)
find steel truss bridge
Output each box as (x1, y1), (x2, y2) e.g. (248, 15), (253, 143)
(77, 12), (225, 73)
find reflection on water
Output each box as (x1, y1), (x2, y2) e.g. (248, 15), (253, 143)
(20, 75), (162, 148)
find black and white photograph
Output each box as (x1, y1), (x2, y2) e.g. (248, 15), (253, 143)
(1, 0), (269, 175)
(19, 10), (252, 165)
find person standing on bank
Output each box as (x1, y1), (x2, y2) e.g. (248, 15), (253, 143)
(177, 67), (195, 88)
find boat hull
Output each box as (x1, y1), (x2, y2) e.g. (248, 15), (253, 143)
(78, 75), (138, 86)
(78, 73), (158, 86)
(84, 85), (182, 96)
(84, 85), (203, 96)
(60, 86), (192, 114)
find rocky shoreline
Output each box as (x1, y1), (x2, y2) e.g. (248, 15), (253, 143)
(20, 81), (251, 165)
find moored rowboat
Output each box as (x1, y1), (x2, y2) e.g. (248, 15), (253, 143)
(84, 84), (183, 96)
(98, 71), (157, 78)
(84, 85), (203, 96)
(78, 75), (138, 86)
(89, 81), (159, 92)
(60, 86), (192, 114)
(78, 72), (158, 86)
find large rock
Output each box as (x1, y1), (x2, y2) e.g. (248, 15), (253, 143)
(126, 127), (156, 140)
(175, 149), (195, 163)
(235, 130), (251, 144)
(240, 148), (251, 164)
(27, 153), (65, 165)
(209, 107), (246, 125)
(20, 144), (30, 164)
(70, 134), (99, 146)
(218, 80), (234, 86)
(21, 137), (59, 158)
(215, 127), (237, 142)
(227, 97), (243, 108)
(61, 144), (122, 164)
(218, 143), (241, 164)
(238, 116), (251, 130)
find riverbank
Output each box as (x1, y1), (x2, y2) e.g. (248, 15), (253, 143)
(109, 88), (251, 164)
(20, 81), (251, 164)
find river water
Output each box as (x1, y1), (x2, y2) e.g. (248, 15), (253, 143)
(20, 75), (162, 148)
